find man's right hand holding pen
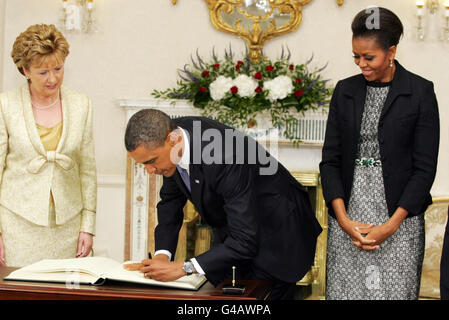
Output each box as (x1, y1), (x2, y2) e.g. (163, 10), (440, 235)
(123, 252), (188, 282)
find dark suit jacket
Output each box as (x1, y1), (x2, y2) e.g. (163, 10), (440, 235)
(154, 116), (322, 286)
(320, 60), (440, 219)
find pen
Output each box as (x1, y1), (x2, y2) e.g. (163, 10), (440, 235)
(232, 266), (236, 287)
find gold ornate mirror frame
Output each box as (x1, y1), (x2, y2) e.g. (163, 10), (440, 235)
(172, 1), (344, 62)
(172, 1), (344, 6)
(173, 0), (344, 4)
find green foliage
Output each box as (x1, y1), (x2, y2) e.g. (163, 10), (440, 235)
(151, 48), (333, 143)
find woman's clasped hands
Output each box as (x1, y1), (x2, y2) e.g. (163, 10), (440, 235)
(339, 217), (397, 251)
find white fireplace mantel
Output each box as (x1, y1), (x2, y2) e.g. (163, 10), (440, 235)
(119, 98), (201, 117)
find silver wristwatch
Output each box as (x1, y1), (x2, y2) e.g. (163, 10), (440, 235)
(183, 261), (195, 276)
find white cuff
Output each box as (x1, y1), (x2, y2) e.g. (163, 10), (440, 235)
(190, 258), (206, 277)
(154, 250), (172, 261)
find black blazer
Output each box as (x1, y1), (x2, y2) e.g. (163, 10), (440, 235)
(320, 61), (440, 219)
(155, 116), (322, 286)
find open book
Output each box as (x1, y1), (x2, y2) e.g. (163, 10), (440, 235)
(4, 257), (206, 291)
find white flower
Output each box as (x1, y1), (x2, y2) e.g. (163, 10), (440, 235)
(262, 75), (294, 102)
(209, 76), (234, 101)
(232, 74), (258, 98)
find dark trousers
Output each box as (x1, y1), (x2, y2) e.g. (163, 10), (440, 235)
(268, 281), (297, 300)
(441, 216), (449, 300)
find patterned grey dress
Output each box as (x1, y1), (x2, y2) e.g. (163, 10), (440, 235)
(325, 82), (425, 300)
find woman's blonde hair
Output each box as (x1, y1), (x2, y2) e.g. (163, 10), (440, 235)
(11, 24), (69, 75)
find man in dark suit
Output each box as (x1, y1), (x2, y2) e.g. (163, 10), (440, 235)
(124, 109), (322, 299)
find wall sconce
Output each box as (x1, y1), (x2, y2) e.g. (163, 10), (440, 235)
(427, 0), (440, 14)
(415, 0), (449, 41)
(60, 0), (96, 33)
(444, 1), (449, 40)
(416, 1), (426, 40)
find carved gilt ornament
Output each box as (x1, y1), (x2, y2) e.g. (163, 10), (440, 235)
(172, 1), (344, 62)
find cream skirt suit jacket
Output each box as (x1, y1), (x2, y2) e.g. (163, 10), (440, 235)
(0, 84), (97, 266)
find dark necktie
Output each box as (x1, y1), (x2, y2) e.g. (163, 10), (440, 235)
(177, 166), (191, 192)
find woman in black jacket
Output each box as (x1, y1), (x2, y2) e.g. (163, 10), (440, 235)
(320, 7), (439, 300)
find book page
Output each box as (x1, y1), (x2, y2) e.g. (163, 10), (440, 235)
(19, 257), (120, 276)
(4, 258), (207, 290)
(4, 257), (121, 284)
(5, 269), (99, 285)
(103, 261), (207, 290)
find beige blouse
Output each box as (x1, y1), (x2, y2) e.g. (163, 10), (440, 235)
(36, 122), (63, 152)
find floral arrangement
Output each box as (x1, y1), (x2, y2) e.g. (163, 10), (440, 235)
(152, 47), (333, 142)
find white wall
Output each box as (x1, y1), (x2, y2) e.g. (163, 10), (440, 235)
(0, 0), (448, 261)
(95, 176), (125, 261)
(0, 0), (5, 90)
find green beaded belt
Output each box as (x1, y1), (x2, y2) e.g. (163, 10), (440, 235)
(355, 157), (381, 167)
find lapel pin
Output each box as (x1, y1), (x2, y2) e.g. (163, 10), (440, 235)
(195, 180), (200, 184)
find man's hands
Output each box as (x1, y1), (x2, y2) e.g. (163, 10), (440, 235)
(123, 254), (187, 282)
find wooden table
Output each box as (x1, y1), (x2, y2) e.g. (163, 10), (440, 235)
(0, 267), (272, 300)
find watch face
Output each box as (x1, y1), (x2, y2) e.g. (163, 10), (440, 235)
(184, 261), (194, 274)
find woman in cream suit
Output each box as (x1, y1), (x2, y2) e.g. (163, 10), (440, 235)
(0, 24), (97, 267)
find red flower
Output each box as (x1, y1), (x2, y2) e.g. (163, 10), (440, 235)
(213, 64), (220, 69)
(294, 89), (304, 98)
(289, 64), (295, 71)
(202, 71), (210, 78)
(199, 87), (207, 93)
(295, 78), (302, 84)
(235, 60), (244, 71)
(255, 86), (263, 93)
(266, 65), (274, 72)
(230, 86), (238, 95)
(254, 72), (262, 80)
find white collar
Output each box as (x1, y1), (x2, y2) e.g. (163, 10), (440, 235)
(177, 127), (190, 171)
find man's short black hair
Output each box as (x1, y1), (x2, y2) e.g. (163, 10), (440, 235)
(124, 109), (177, 152)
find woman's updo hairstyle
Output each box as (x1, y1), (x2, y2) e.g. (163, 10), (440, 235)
(351, 7), (403, 50)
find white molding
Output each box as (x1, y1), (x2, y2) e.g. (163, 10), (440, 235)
(118, 98), (327, 143)
(97, 174), (125, 188)
(431, 192), (449, 199)
(117, 98), (327, 117)
(118, 98), (201, 119)
(118, 98), (190, 108)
